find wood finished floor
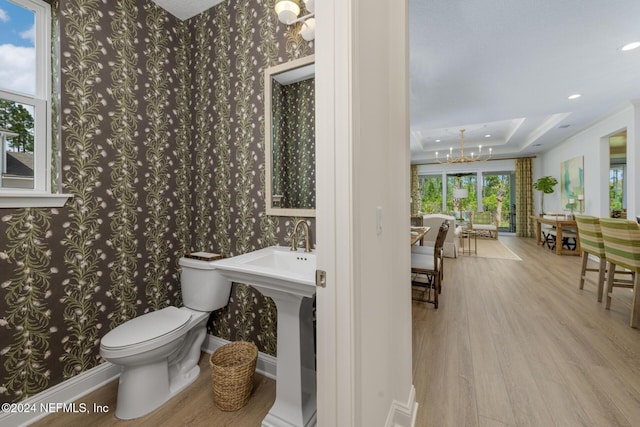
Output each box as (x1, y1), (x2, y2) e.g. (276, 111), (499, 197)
(32, 357), (276, 427)
(413, 236), (640, 427)
(34, 236), (640, 426)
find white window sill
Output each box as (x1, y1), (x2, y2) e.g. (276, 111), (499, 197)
(0, 192), (73, 208)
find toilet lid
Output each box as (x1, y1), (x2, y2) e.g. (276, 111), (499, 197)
(101, 306), (192, 349)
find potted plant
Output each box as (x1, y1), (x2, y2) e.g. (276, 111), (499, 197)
(534, 176), (558, 216)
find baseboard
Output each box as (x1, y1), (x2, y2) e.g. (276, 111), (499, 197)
(0, 334), (276, 427)
(202, 335), (277, 380)
(385, 385), (418, 427)
(0, 362), (121, 427)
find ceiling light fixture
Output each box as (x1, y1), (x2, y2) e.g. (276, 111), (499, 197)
(435, 129), (492, 164)
(621, 41), (640, 51)
(275, 0), (315, 41)
(568, 93), (581, 100)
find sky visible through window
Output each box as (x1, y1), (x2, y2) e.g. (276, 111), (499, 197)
(0, 0), (36, 95)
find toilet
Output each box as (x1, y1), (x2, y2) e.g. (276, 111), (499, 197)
(99, 255), (232, 420)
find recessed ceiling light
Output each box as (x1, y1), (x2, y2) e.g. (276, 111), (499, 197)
(435, 139), (441, 142)
(484, 134), (491, 138)
(621, 41), (640, 51)
(568, 94), (581, 100)
(558, 124), (570, 129)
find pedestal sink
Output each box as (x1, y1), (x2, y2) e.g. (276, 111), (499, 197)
(213, 246), (317, 427)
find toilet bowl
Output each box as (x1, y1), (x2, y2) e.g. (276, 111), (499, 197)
(99, 256), (231, 420)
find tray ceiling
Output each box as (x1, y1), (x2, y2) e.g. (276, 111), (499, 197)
(410, 0), (640, 163)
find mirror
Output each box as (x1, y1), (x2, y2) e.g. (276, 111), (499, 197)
(265, 55), (315, 217)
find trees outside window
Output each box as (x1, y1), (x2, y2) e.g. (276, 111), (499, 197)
(419, 175), (442, 213)
(610, 165), (624, 212)
(418, 171), (515, 231)
(0, 99), (34, 153)
(446, 174), (477, 214)
(483, 173), (512, 229)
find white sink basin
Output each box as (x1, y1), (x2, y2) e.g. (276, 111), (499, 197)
(212, 245), (318, 426)
(213, 246), (316, 298)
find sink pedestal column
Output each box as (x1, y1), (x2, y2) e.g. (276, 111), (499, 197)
(258, 289), (316, 427)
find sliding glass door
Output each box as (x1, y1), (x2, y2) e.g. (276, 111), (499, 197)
(482, 172), (514, 231)
(418, 168), (516, 232)
(446, 174), (477, 215)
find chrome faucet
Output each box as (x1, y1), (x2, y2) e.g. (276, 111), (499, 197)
(291, 219), (312, 253)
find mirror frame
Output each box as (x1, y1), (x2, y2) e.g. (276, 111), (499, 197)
(265, 54), (316, 217)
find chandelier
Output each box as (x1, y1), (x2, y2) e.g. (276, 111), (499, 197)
(275, 0), (316, 41)
(435, 129), (492, 164)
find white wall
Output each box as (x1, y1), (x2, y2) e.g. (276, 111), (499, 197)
(316, 0), (416, 426)
(351, 0), (415, 425)
(537, 103), (639, 218)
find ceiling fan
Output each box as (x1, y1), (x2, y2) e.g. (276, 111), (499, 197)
(446, 172), (474, 177)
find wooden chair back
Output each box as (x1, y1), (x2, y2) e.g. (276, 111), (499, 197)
(410, 220), (449, 308)
(433, 220), (450, 260)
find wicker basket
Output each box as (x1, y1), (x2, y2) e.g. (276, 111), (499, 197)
(209, 341), (258, 411)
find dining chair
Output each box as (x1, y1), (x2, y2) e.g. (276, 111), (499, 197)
(599, 218), (640, 328)
(411, 220), (449, 308)
(413, 220), (450, 288)
(575, 215), (607, 301)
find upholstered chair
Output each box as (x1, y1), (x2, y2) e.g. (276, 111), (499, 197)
(421, 214), (461, 257)
(575, 215), (607, 301)
(470, 211), (498, 239)
(411, 220), (449, 308)
(599, 218), (640, 328)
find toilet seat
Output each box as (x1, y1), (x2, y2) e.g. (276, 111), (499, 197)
(101, 306), (192, 354)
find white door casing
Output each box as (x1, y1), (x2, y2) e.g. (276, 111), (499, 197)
(315, 0), (415, 426)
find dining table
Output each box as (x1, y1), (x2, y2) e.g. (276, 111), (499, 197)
(411, 226), (431, 246)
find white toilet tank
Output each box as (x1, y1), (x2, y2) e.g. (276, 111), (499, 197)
(179, 257), (232, 312)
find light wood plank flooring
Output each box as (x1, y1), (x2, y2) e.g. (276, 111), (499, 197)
(413, 236), (640, 427)
(32, 357), (276, 427)
(35, 236), (640, 426)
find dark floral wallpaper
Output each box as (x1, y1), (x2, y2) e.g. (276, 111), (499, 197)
(0, 0), (313, 403)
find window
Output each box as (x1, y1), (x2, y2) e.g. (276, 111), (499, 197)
(610, 165), (625, 214)
(418, 175), (442, 213)
(0, 0), (68, 207)
(446, 174), (477, 215)
(418, 169), (517, 231)
(482, 172), (515, 231)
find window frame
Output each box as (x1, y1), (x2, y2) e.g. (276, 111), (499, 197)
(0, 0), (71, 208)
